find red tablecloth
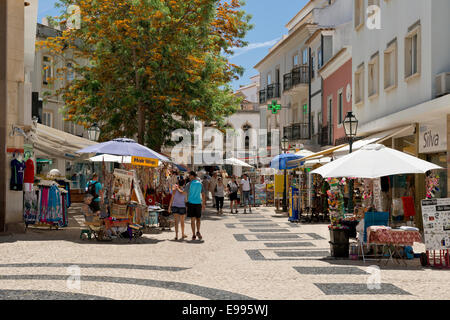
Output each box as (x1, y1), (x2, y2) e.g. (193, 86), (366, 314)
(367, 227), (422, 246)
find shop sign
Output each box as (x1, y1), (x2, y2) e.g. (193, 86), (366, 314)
(419, 122), (447, 154)
(131, 156), (159, 167)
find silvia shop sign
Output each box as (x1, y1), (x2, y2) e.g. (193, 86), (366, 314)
(419, 121), (447, 154)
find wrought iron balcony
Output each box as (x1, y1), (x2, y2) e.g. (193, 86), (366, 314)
(259, 83), (280, 104)
(266, 83), (280, 100)
(259, 89), (267, 104)
(283, 66), (309, 92)
(284, 123), (310, 141)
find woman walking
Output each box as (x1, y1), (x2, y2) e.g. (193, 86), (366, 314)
(168, 179), (187, 241)
(214, 177), (225, 214)
(227, 176), (239, 214)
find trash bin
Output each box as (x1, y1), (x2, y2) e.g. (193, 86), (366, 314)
(329, 229), (350, 258)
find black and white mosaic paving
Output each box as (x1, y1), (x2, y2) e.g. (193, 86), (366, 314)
(314, 283), (411, 295)
(0, 274), (254, 300)
(264, 242), (315, 248)
(294, 267), (368, 275)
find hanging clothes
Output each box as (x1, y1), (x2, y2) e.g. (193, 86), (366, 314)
(24, 158), (35, 184)
(10, 158), (25, 191)
(23, 188), (38, 225)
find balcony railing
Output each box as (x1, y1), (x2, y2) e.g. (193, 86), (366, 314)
(266, 83), (280, 100)
(259, 89), (267, 104)
(283, 65), (309, 92)
(284, 123), (310, 141)
(259, 83), (281, 104)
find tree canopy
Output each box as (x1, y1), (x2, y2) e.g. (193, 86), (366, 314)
(38, 0), (252, 149)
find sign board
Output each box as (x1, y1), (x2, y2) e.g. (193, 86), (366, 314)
(131, 156), (159, 167)
(421, 198), (450, 250)
(419, 121), (447, 154)
(254, 184), (266, 205)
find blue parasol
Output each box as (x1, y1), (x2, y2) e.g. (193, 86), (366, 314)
(76, 138), (170, 162)
(270, 153), (304, 170)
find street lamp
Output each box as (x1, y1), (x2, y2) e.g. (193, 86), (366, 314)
(87, 123), (101, 142)
(281, 136), (289, 213)
(343, 111), (358, 213)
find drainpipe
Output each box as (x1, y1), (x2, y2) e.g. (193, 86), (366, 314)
(308, 47), (312, 141)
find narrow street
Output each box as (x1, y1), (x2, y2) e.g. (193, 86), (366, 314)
(0, 203), (448, 300)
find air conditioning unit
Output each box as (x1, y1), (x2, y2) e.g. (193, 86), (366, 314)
(435, 72), (450, 98)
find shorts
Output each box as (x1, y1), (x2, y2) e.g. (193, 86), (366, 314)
(187, 203), (202, 218)
(89, 200), (100, 212)
(242, 191), (251, 205)
(171, 206), (186, 215)
(229, 192), (238, 201)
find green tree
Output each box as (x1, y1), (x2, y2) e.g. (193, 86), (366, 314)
(38, 0), (252, 150)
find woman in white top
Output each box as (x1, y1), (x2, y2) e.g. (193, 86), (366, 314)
(214, 177), (225, 214)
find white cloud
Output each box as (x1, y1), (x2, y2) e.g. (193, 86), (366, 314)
(230, 38), (280, 58)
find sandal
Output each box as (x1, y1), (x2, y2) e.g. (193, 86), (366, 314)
(196, 232), (203, 240)
(192, 235), (196, 241)
(174, 236), (178, 241)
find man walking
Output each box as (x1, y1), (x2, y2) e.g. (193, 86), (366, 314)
(186, 171), (206, 240)
(240, 174), (252, 214)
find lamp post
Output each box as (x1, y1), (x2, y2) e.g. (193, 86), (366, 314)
(343, 112), (358, 213)
(281, 136), (289, 212)
(87, 123), (101, 142)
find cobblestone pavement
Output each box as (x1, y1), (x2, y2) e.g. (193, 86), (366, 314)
(1, 203), (449, 300)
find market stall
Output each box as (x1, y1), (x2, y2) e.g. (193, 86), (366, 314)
(76, 138), (174, 241)
(311, 144), (442, 261)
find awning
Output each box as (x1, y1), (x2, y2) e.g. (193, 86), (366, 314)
(333, 125), (414, 157)
(31, 123), (97, 161)
(287, 125), (414, 168)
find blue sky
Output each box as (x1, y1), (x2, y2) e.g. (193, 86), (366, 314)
(37, 0), (309, 90)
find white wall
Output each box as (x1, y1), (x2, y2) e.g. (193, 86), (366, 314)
(351, 0), (450, 132)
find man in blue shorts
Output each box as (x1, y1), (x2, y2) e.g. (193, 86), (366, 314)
(186, 171), (206, 241)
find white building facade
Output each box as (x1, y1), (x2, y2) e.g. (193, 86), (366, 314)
(255, 0), (353, 153)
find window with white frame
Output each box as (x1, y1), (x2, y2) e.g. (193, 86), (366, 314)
(338, 90), (344, 124)
(354, 0), (364, 30)
(42, 56), (53, 86)
(384, 40), (398, 90)
(354, 63), (364, 105)
(368, 53), (379, 98)
(293, 54), (299, 67)
(311, 52), (315, 79)
(318, 46), (323, 69)
(267, 73), (272, 85)
(405, 24), (421, 79)
(66, 62), (75, 82)
(302, 49), (308, 65)
(43, 111), (53, 127)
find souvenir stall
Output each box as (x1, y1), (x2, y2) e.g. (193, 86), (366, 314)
(311, 144), (440, 261)
(76, 138), (173, 241)
(24, 171), (70, 229)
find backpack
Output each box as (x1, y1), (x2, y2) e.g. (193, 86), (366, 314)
(87, 181), (99, 199)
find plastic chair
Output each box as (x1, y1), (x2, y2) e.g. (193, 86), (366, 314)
(358, 211), (389, 263)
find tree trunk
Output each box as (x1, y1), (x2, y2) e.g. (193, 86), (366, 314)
(138, 104), (145, 144)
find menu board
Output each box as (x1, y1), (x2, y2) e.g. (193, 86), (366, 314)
(421, 198), (450, 250)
